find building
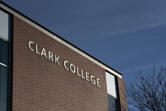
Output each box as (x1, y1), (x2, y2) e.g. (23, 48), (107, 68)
(0, 1), (127, 111)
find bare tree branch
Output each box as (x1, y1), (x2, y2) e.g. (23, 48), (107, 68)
(126, 66), (166, 111)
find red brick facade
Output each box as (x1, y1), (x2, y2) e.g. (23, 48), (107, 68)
(12, 15), (127, 111)
(13, 16), (111, 111)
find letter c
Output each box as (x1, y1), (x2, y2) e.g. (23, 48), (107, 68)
(28, 41), (34, 51)
(64, 60), (69, 71)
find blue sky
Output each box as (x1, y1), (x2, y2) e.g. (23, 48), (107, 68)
(3, 0), (166, 80)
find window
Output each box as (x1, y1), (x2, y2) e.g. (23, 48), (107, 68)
(0, 39), (9, 65)
(0, 9), (9, 41)
(0, 40), (9, 111)
(0, 66), (8, 111)
(0, 9), (11, 111)
(105, 72), (118, 111)
(106, 72), (117, 98)
(108, 95), (116, 111)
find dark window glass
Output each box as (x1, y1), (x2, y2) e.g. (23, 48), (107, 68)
(0, 9), (11, 111)
(0, 66), (8, 111)
(0, 39), (9, 65)
(108, 95), (116, 111)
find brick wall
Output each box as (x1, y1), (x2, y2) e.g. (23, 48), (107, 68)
(12, 16), (110, 111)
(118, 78), (128, 111)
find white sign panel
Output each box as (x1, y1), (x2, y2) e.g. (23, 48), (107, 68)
(0, 10), (9, 41)
(106, 71), (117, 98)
